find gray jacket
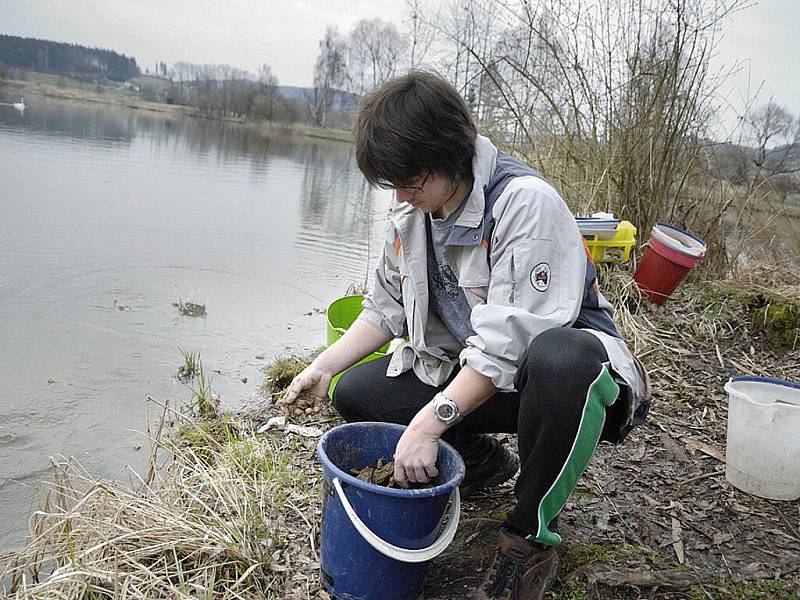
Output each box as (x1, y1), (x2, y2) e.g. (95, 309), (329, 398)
(358, 135), (649, 427)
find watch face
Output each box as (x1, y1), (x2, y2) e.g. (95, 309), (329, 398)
(437, 404), (455, 419)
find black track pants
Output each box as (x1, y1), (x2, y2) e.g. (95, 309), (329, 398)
(332, 327), (628, 546)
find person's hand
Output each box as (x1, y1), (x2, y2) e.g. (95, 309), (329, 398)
(283, 363), (332, 406)
(393, 419), (442, 488)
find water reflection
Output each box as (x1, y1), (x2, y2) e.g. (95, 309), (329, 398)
(0, 97), (390, 551)
(0, 99), (137, 143)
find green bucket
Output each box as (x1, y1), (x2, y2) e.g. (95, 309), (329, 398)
(326, 295), (390, 397)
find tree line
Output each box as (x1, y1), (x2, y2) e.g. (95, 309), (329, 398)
(0, 34), (138, 81)
(144, 17), (417, 128)
(145, 61), (304, 124)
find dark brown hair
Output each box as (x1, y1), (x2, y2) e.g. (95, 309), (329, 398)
(354, 70), (477, 188)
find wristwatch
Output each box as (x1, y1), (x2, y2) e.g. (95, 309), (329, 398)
(432, 392), (462, 426)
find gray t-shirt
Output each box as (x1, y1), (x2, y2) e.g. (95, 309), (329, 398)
(426, 201), (476, 348)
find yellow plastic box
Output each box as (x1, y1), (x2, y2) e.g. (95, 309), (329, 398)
(583, 220), (637, 264)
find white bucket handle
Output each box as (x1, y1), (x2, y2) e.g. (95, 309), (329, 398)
(332, 476), (460, 563)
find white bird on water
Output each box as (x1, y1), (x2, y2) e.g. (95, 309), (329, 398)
(13, 97), (25, 110)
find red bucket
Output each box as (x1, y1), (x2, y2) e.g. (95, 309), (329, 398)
(633, 223), (706, 304)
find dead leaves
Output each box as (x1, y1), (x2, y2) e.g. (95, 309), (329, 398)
(680, 436), (726, 463)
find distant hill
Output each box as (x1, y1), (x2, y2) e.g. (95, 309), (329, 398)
(276, 85), (306, 101)
(0, 34), (139, 81)
(277, 85), (358, 111)
(764, 143), (799, 170)
(710, 140), (799, 180)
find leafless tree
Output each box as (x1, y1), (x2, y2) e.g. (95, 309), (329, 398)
(415, 0), (751, 269)
(747, 100), (798, 174)
(307, 27), (349, 127)
(164, 61), (259, 116)
(347, 18), (409, 95)
(405, 0), (435, 68)
(252, 63), (280, 121)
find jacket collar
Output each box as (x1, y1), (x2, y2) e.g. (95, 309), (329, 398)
(390, 135), (498, 245)
(448, 135), (496, 245)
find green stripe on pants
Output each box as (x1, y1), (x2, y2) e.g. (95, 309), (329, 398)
(527, 363), (619, 547)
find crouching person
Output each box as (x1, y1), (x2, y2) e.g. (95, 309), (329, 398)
(285, 71), (650, 600)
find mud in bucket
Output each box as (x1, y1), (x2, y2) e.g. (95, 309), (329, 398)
(633, 223), (706, 304)
(317, 422), (465, 600)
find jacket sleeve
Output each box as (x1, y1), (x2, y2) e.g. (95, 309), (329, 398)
(460, 177), (586, 391)
(356, 221), (408, 339)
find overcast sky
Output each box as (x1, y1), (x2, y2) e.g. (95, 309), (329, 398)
(1, 0), (797, 134)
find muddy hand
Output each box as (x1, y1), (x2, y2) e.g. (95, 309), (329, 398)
(393, 422), (440, 488)
(283, 363), (332, 405)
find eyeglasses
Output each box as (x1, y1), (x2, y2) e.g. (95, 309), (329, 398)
(383, 171), (431, 194)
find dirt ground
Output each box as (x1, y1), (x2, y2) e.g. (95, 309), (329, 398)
(256, 279), (800, 600)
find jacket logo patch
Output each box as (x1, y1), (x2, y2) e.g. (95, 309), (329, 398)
(530, 263), (551, 292)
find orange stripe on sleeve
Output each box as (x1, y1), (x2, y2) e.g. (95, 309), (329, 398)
(581, 238), (595, 263)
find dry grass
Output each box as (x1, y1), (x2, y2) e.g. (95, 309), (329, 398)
(261, 356), (310, 396)
(0, 399), (324, 599)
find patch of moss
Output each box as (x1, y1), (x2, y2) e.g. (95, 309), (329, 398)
(561, 543), (619, 572)
(550, 579), (588, 600)
(690, 575), (799, 600)
(696, 282), (755, 307)
(697, 283), (800, 348)
(645, 549), (666, 569)
(752, 301), (800, 347)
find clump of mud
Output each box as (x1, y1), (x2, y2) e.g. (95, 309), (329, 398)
(351, 458), (435, 489)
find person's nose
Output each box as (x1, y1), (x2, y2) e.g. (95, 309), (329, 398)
(395, 189), (415, 204)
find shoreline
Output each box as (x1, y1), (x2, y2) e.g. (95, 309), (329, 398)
(0, 77), (354, 144)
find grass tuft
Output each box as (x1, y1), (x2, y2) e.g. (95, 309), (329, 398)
(261, 355), (310, 395)
(176, 348), (201, 383)
(185, 358), (219, 418)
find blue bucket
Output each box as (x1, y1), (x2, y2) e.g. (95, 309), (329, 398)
(317, 422), (465, 600)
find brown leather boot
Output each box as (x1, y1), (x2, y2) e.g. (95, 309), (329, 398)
(471, 528), (559, 600)
(460, 437), (519, 498)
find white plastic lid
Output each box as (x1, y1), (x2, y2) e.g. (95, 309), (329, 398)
(651, 223), (706, 258)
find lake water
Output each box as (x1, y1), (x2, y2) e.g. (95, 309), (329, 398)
(0, 96), (391, 550)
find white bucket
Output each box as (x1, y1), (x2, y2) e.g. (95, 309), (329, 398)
(724, 376), (800, 500)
